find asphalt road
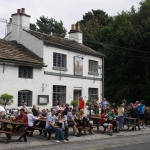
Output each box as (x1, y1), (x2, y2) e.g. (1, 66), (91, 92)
(25, 134), (150, 150)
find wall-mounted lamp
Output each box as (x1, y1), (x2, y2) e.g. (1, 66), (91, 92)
(77, 54), (84, 60)
(98, 65), (102, 69)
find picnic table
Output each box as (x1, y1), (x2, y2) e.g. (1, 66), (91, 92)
(125, 117), (139, 130)
(0, 119), (27, 143)
(88, 116), (101, 130)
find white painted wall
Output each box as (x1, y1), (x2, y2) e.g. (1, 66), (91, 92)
(44, 45), (102, 78)
(0, 64), (45, 110)
(69, 32), (82, 44)
(19, 30), (44, 58)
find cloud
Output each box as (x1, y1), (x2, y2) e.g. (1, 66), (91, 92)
(0, 0), (140, 38)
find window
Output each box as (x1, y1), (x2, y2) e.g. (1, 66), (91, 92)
(18, 90), (32, 107)
(53, 86), (66, 106)
(88, 60), (98, 75)
(89, 88), (98, 100)
(19, 66), (33, 78)
(53, 53), (67, 71)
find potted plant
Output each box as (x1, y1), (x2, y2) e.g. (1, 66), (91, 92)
(70, 100), (78, 108)
(0, 93), (13, 107)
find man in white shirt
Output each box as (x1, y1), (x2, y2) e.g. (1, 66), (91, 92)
(18, 102), (28, 115)
(67, 109), (78, 136)
(0, 105), (5, 119)
(46, 108), (67, 143)
(27, 109), (38, 136)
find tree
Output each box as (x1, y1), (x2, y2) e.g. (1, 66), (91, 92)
(0, 93), (13, 106)
(78, 1), (150, 104)
(30, 16), (67, 37)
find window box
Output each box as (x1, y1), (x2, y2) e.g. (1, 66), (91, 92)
(88, 72), (99, 76)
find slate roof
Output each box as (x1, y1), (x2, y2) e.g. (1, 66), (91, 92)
(0, 39), (43, 65)
(24, 30), (104, 57)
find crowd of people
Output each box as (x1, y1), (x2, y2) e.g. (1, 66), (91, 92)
(0, 97), (150, 142)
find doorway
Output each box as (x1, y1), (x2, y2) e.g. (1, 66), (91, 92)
(73, 90), (82, 101)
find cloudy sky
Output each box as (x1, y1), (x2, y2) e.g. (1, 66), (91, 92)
(0, 0), (141, 38)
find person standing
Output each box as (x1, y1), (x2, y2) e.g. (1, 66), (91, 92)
(46, 109), (67, 143)
(117, 104), (124, 131)
(78, 96), (85, 111)
(100, 98), (109, 114)
(137, 100), (146, 129)
(93, 97), (100, 114)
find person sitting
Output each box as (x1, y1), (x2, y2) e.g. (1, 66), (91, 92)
(67, 108), (79, 136)
(46, 109), (67, 143)
(38, 109), (47, 136)
(60, 104), (65, 111)
(58, 110), (69, 141)
(18, 101), (28, 115)
(64, 103), (71, 115)
(56, 102), (61, 116)
(107, 109), (119, 132)
(27, 109), (38, 136)
(99, 110), (113, 136)
(128, 103), (139, 130)
(76, 109), (93, 135)
(16, 109), (28, 141)
(32, 104), (39, 117)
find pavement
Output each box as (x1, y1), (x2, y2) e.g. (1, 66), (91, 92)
(0, 126), (150, 150)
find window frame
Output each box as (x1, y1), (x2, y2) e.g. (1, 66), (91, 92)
(52, 85), (66, 106)
(18, 66), (33, 79)
(88, 60), (99, 76)
(18, 90), (32, 107)
(53, 52), (68, 71)
(88, 88), (98, 100)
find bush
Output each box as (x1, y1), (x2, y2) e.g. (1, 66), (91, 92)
(0, 93), (13, 106)
(70, 100), (78, 108)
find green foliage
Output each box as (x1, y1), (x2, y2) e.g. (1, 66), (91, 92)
(30, 16), (67, 37)
(0, 93), (13, 106)
(30, 23), (37, 31)
(70, 100), (78, 108)
(78, 0), (150, 105)
(94, 114), (100, 117)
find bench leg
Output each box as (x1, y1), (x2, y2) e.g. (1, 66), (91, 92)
(23, 135), (27, 142)
(6, 134), (11, 143)
(47, 132), (52, 140)
(97, 125), (99, 131)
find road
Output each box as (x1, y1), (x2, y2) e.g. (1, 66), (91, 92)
(25, 134), (150, 150)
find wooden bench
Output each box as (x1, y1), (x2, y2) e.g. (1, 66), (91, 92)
(28, 126), (52, 140)
(0, 119), (27, 143)
(125, 117), (139, 131)
(77, 126), (93, 136)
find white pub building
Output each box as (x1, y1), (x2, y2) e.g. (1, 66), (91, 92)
(0, 8), (104, 110)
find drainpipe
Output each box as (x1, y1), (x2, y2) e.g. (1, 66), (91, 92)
(102, 56), (104, 100)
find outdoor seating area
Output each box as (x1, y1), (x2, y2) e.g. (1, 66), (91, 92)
(0, 98), (150, 144)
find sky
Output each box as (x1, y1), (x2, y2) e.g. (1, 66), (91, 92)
(0, 0), (141, 38)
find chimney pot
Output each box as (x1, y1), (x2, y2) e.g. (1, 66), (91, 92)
(17, 9), (21, 14)
(21, 8), (25, 14)
(9, 18), (12, 24)
(71, 24), (76, 30)
(76, 23), (80, 31)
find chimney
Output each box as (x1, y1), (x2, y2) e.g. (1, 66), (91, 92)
(11, 8), (31, 42)
(68, 23), (82, 44)
(6, 18), (12, 34)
